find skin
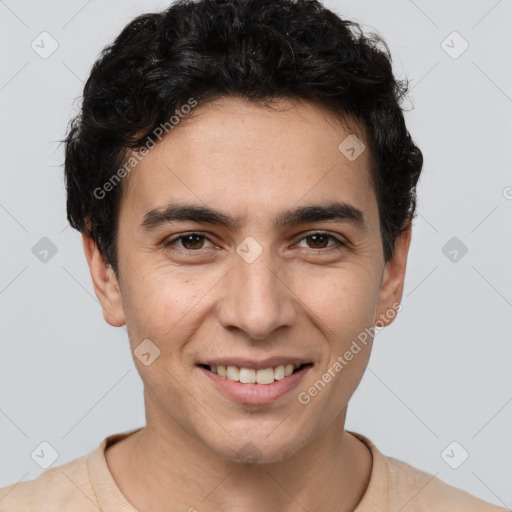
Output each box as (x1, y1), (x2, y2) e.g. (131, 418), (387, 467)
(83, 96), (411, 512)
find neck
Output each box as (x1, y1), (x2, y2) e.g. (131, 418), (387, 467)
(105, 405), (372, 512)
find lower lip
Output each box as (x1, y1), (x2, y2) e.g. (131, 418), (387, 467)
(198, 365), (312, 405)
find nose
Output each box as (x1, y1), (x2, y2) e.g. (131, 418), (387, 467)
(216, 247), (297, 341)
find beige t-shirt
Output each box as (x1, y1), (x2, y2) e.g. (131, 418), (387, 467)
(0, 427), (507, 511)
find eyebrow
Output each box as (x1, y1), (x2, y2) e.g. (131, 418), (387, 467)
(141, 201), (368, 232)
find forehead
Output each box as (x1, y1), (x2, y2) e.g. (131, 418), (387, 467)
(119, 96), (378, 230)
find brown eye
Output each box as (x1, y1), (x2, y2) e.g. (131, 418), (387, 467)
(297, 232), (345, 250)
(306, 233), (330, 248)
(165, 233), (213, 251)
(180, 234), (205, 250)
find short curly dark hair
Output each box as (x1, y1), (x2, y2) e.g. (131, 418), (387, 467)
(64, 0), (423, 274)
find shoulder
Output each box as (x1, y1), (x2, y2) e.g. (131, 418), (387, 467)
(349, 431), (508, 512)
(386, 454), (508, 511)
(0, 453), (99, 512)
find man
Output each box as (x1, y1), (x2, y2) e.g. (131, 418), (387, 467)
(0, 0), (507, 510)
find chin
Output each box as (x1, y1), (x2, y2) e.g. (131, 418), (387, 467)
(206, 429), (308, 466)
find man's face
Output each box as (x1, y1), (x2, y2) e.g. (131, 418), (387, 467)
(87, 97), (408, 463)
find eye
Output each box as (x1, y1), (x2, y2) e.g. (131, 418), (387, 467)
(296, 231), (346, 250)
(164, 232), (214, 251)
(163, 231), (347, 254)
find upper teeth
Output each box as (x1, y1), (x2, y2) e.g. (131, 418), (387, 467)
(209, 364), (300, 384)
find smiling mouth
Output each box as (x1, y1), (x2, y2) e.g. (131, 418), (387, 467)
(198, 363), (312, 385)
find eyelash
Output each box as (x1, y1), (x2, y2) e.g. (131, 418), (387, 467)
(163, 231), (347, 253)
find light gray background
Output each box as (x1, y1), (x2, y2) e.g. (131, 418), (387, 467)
(0, 0), (511, 507)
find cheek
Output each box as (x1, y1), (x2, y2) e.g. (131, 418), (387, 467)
(298, 266), (381, 340)
(120, 264), (208, 348)
(296, 266), (379, 399)
(120, 270), (208, 400)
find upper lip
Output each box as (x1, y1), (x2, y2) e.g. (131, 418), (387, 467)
(198, 357), (312, 370)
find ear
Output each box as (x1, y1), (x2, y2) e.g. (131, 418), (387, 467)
(81, 233), (126, 328)
(375, 223), (412, 327)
